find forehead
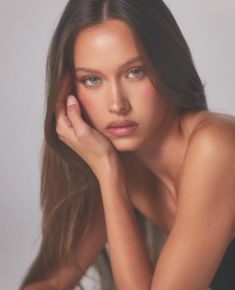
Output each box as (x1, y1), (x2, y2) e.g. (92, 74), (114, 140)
(73, 19), (140, 65)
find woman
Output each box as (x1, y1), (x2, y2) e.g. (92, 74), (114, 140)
(20, 0), (235, 289)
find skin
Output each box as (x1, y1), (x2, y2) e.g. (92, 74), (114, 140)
(54, 19), (235, 290)
(72, 19), (186, 187)
(72, 19), (177, 156)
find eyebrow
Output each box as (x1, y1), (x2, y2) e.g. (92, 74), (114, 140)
(75, 56), (142, 74)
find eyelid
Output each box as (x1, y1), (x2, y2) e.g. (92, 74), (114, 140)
(128, 66), (145, 74)
(129, 66), (144, 71)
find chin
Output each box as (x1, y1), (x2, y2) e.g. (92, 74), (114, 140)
(111, 138), (142, 153)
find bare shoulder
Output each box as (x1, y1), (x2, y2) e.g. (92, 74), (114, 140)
(180, 111), (235, 209)
(150, 112), (235, 290)
(187, 110), (235, 150)
(174, 111), (235, 239)
(178, 110), (235, 205)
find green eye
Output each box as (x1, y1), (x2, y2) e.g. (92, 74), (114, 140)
(79, 67), (145, 87)
(80, 76), (101, 86)
(128, 68), (145, 79)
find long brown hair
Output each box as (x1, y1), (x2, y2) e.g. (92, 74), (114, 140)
(19, 0), (208, 289)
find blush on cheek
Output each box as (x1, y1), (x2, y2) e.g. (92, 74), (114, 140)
(135, 81), (159, 100)
(78, 97), (90, 109)
(75, 89), (90, 109)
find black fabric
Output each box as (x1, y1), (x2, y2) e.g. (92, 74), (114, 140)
(209, 239), (235, 290)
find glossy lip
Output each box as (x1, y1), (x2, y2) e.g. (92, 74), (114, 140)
(106, 124), (139, 137)
(106, 120), (138, 129)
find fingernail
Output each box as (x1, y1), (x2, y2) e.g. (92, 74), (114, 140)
(67, 95), (77, 107)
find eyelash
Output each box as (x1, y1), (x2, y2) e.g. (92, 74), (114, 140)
(79, 67), (145, 87)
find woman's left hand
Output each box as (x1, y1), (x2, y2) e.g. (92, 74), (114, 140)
(55, 73), (118, 177)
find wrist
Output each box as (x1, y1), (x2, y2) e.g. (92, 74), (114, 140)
(97, 155), (126, 186)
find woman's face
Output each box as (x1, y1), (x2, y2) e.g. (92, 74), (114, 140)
(73, 19), (172, 152)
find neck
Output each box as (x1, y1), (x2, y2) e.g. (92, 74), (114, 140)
(134, 110), (186, 189)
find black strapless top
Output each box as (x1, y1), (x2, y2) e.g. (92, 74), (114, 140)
(209, 238), (235, 290)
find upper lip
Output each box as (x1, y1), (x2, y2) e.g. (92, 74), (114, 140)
(106, 120), (138, 129)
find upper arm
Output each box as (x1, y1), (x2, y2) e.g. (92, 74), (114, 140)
(151, 121), (235, 290)
(47, 194), (107, 290)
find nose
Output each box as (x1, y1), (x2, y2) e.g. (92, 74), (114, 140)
(108, 85), (131, 115)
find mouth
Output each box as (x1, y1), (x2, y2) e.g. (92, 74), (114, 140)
(106, 124), (139, 137)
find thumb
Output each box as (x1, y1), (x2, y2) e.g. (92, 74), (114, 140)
(67, 94), (80, 109)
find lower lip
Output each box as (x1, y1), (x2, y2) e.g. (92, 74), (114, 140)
(106, 125), (138, 137)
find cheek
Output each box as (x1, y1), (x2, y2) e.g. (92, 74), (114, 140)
(76, 90), (103, 127)
(134, 82), (161, 108)
(141, 81), (157, 96)
(74, 86), (93, 121)
(78, 97), (93, 112)
(78, 97), (96, 122)
(134, 83), (168, 123)
(75, 86), (95, 113)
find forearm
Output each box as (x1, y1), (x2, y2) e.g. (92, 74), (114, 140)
(98, 157), (153, 290)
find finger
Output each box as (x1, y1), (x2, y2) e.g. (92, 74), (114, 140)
(57, 117), (78, 147)
(66, 95), (91, 137)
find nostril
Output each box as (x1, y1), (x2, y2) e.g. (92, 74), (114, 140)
(109, 99), (131, 114)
